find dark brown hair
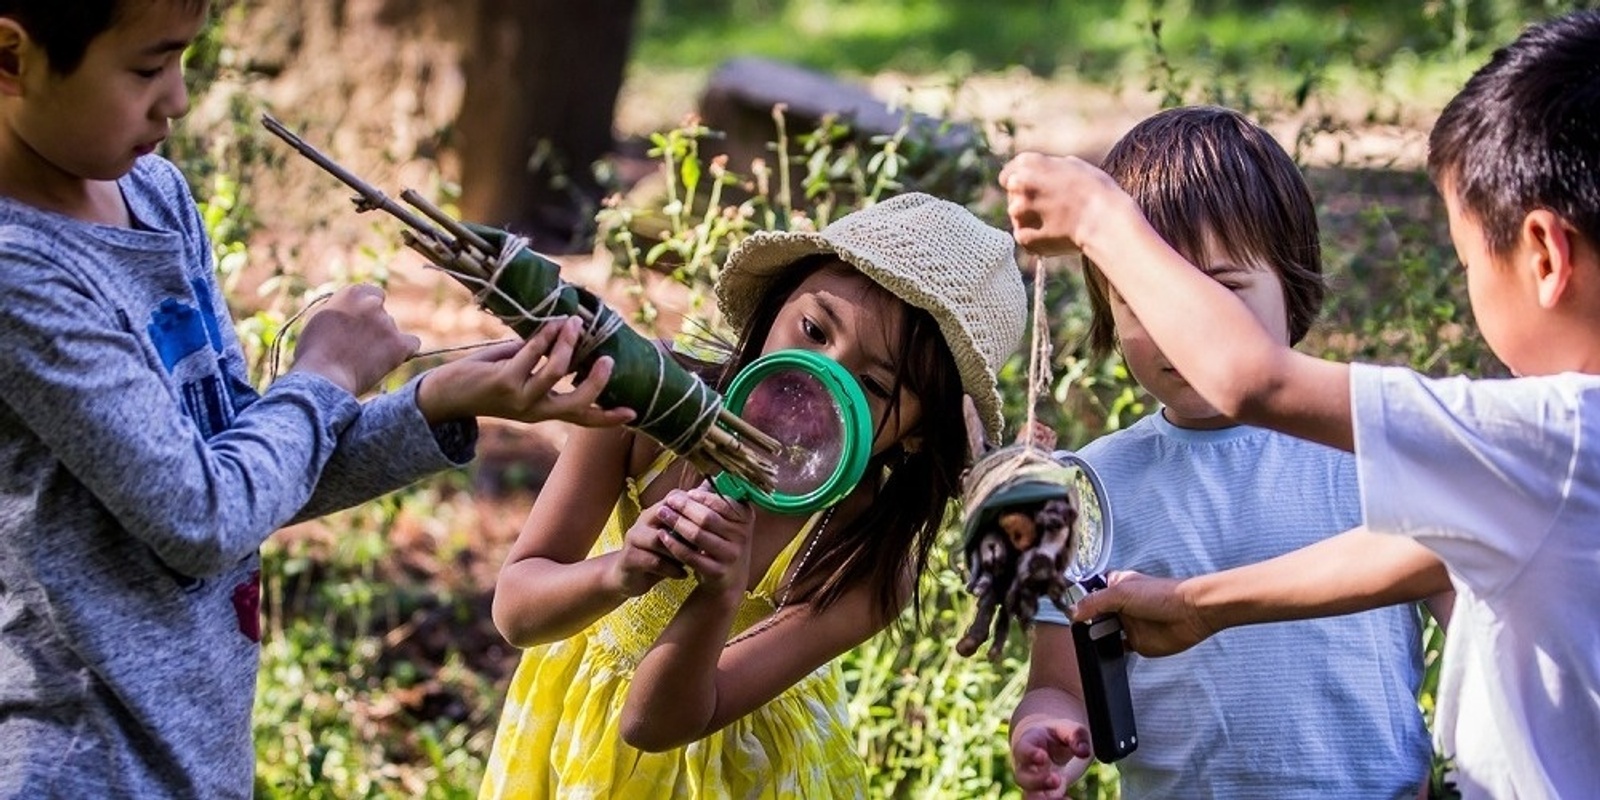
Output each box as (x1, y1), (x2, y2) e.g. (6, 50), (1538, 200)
(1082, 105), (1325, 358)
(679, 255), (965, 624)
(0, 0), (207, 75)
(1427, 10), (1600, 259)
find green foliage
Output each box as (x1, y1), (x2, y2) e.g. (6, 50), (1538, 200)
(252, 492), (496, 799)
(167, 2), (1585, 798)
(598, 95), (1008, 328)
(635, 0), (1585, 90)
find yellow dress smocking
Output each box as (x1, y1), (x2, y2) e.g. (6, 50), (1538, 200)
(479, 456), (867, 799)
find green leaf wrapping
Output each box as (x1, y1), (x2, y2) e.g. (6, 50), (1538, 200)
(460, 225), (722, 457)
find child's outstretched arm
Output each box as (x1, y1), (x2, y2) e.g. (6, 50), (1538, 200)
(414, 316), (635, 428)
(0, 277), (421, 577)
(1010, 623), (1095, 799)
(1071, 527), (1452, 656)
(1001, 153), (1356, 452)
(293, 310), (632, 522)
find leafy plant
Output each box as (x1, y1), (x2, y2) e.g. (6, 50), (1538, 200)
(165, 2), (1573, 798)
(598, 96), (1008, 328)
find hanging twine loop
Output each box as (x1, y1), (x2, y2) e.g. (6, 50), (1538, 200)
(961, 252), (1070, 509)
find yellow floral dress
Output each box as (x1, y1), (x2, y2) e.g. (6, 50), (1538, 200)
(479, 455), (868, 799)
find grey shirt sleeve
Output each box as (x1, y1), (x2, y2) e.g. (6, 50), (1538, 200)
(0, 242), (360, 578)
(294, 377), (478, 521)
(181, 186), (477, 527)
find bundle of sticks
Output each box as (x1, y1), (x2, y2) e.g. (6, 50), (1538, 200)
(956, 481), (1082, 660)
(261, 115), (780, 490)
(954, 421), (1091, 661)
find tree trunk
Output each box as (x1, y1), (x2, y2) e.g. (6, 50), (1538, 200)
(455, 0), (639, 252)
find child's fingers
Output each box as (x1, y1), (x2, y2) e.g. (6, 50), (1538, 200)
(633, 535), (687, 579)
(546, 357), (635, 427)
(1069, 584), (1117, 622)
(614, 525), (689, 596)
(520, 318), (583, 395)
(653, 527), (723, 577)
(1043, 723), (1092, 762)
(568, 404), (637, 428)
(683, 485), (752, 527)
(998, 154), (1040, 196)
(1012, 749), (1064, 795)
(464, 339), (527, 363)
(562, 355), (616, 407)
(655, 503), (739, 565)
(668, 491), (750, 549)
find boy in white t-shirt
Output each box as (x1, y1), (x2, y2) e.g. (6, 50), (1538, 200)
(1001, 10), (1600, 799)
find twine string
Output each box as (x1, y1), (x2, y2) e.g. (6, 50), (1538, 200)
(457, 233), (721, 453)
(1022, 252), (1053, 450)
(263, 233), (724, 457)
(265, 291), (333, 383)
(409, 338), (519, 360)
(961, 253), (1081, 529)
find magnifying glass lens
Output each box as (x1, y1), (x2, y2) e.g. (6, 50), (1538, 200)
(1069, 470), (1105, 578)
(739, 367), (846, 495)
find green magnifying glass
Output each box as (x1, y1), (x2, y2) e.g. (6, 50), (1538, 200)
(712, 349), (874, 515)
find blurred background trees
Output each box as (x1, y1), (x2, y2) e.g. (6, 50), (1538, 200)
(455, 0), (639, 252)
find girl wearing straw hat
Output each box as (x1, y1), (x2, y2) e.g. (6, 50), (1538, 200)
(480, 193), (1028, 798)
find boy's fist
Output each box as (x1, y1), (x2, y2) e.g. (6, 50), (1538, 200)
(291, 284), (418, 395)
(1000, 153), (1127, 257)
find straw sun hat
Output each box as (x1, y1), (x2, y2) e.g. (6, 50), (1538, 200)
(716, 192), (1027, 441)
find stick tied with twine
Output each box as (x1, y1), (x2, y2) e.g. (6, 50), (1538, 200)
(260, 115), (781, 490)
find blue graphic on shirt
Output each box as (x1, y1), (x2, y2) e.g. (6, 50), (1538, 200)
(191, 278), (225, 351)
(147, 288), (235, 439)
(149, 298), (210, 371)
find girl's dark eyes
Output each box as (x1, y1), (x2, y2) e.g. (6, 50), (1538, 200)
(859, 377), (891, 399)
(801, 317), (825, 343)
(134, 68), (162, 79)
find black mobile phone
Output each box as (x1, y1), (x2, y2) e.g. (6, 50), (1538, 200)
(1072, 612), (1138, 762)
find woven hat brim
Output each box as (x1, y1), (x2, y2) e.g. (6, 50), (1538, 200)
(717, 230), (1010, 440)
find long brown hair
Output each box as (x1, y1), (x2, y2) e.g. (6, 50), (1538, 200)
(678, 255), (966, 624)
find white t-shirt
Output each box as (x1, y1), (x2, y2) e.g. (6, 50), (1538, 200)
(1352, 365), (1600, 799)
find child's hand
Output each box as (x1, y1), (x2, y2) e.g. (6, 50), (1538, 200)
(1011, 721), (1092, 798)
(415, 316), (637, 427)
(1070, 570), (1215, 656)
(1000, 153), (1131, 257)
(291, 284), (419, 395)
(612, 499), (692, 597)
(652, 486), (754, 601)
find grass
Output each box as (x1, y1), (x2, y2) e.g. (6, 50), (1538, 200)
(633, 0), (1548, 91)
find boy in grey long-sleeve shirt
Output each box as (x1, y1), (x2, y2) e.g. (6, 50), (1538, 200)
(0, 1), (630, 795)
